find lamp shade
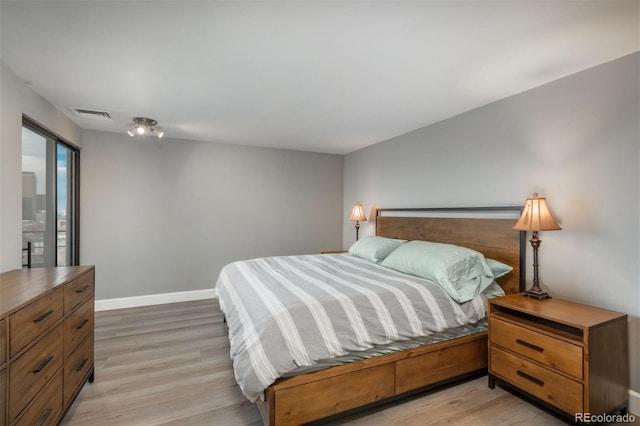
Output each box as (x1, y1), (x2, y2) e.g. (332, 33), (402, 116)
(349, 202), (367, 222)
(513, 193), (561, 231)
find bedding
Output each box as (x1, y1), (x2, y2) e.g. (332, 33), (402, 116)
(482, 279), (507, 299)
(282, 317), (489, 377)
(486, 258), (513, 279)
(380, 240), (494, 303)
(347, 235), (406, 262)
(216, 253), (491, 402)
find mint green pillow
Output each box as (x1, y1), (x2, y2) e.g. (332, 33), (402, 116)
(482, 280), (506, 299)
(348, 236), (406, 263)
(485, 259), (513, 279)
(380, 240), (494, 303)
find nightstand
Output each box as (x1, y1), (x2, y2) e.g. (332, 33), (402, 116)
(488, 294), (628, 418)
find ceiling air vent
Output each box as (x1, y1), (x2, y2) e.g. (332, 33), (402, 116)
(66, 107), (112, 121)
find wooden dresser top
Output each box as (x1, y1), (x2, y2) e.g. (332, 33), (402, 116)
(0, 266), (94, 318)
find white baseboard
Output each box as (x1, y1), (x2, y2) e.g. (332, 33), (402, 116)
(95, 288), (217, 312)
(629, 389), (640, 416)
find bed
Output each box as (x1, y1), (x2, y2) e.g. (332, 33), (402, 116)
(216, 207), (525, 425)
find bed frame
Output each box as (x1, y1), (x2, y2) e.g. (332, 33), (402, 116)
(257, 207), (525, 425)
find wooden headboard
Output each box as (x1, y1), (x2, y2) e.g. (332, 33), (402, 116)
(375, 207), (525, 295)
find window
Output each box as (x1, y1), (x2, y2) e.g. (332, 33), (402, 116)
(22, 116), (79, 267)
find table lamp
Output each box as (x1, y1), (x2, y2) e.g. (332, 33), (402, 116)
(513, 193), (561, 300)
(349, 202), (367, 241)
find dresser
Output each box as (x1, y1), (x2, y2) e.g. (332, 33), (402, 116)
(488, 294), (628, 417)
(0, 266), (95, 426)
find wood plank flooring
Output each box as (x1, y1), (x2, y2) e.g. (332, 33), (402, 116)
(61, 299), (632, 425)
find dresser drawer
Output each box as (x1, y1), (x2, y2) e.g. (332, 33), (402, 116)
(64, 297), (94, 358)
(0, 368), (6, 426)
(0, 318), (6, 367)
(64, 334), (93, 407)
(9, 323), (63, 420)
(10, 288), (63, 358)
(490, 317), (583, 379)
(64, 270), (94, 315)
(491, 346), (583, 414)
(15, 368), (62, 426)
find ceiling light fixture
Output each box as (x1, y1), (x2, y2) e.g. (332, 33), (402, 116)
(127, 117), (164, 138)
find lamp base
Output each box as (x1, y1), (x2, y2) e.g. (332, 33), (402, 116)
(523, 286), (551, 300)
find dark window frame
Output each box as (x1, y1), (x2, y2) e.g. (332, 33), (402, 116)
(22, 114), (81, 266)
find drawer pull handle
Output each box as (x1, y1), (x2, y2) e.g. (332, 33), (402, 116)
(516, 339), (544, 352)
(33, 355), (54, 373)
(36, 408), (53, 426)
(517, 370), (545, 386)
(76, 358), (89, 372)
(33, 309), (54, 323)
(76, 319), (89, 330)
(75, 285), (89, 293)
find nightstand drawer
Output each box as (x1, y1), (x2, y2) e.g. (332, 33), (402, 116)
(491, 346), (583, 414)
(490, 317), (583, 379)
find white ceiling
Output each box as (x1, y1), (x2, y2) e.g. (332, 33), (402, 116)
(1, 1), (638, 154)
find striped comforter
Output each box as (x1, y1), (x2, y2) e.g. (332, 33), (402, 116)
(216, 253), (489, 402)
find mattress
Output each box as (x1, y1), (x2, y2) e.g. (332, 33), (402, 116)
(216, 253), (491, 402)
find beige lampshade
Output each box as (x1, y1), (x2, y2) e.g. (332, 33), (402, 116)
(349, 202), (367, 222)
(513, 193), (561, 231)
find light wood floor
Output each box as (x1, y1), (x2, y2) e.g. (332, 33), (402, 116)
(61, 299), (632, 425)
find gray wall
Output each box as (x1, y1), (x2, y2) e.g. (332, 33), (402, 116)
(343, 53), (640, 392)
(80, 130), (343, 300)
(0, 64), (82, 272)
